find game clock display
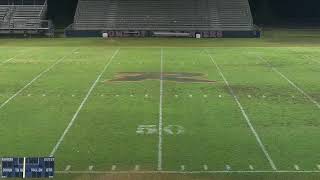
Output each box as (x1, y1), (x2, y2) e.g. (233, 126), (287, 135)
(1, 157), (54, 178)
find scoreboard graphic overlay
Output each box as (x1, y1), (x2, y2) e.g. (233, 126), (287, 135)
(1, 157), (54, 178)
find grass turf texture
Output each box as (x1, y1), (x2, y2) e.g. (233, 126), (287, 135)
(0, 29), (319, 180)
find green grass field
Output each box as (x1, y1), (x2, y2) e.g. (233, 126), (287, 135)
(0, 29), (320, 180)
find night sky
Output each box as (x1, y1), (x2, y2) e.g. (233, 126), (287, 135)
(47, 0), (320, 27)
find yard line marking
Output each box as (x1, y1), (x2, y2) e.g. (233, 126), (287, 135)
(65, 165), (71, 171)
(257, 56), (320, 109)
(294, 165), (300, 171)
(135, 165), (140, 171)
(249, 165), (254, 170)
(207, 52), (277, 171)
(181, 165), (185, 171)
(304, 55), (320, 64)
(89, 166), (94, 171)
(157, 48), (164, 171)
(0, 50), (27, 64)
(111, 165), (116, 171)
(1, 57), (14, 64)
(203, 165), (208, 171)
(56, 170), (320, 174)
(49, 48), (120, 157)
(0, 48), (79, 110)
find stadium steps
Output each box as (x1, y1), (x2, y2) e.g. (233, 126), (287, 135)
(73, 0), (254, 31)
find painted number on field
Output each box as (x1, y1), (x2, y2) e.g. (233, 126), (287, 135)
(136, 125), (157, 135)
(136, 125), (185, 135)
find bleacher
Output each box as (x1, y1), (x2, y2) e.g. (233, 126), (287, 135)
(0, 6), (9, 20)
(0, 0), (50, 34)
(69, 0), (257, 37)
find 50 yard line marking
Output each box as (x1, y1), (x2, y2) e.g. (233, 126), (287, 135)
(206, 51), (277, 171)
(49, 48), (120, 157)
(158, 48), (164, 171)
(0, 48), (79, 110)
(257, 55), (320, 109)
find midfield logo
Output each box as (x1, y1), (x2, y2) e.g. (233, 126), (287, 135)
(109, 72), (215, 83)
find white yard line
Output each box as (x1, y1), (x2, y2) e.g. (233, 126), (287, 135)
(1, 57), (15, 64)
(206, 51), (277, 171)
(157, 48), (164, 171)
(304, 55), (320, 64)
(0, 50), (27, 64)
(55, 170), (320, 174)
(49, 48), (120, 157)
(0, 48), (79, 110)
(0, 49), (30, 65)
(257, 56), (320, 109)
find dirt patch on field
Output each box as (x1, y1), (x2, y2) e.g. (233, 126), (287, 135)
(108, 72), (215, 83)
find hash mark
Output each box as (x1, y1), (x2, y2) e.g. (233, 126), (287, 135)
(181, 165), (185, 171)
(65, 165), (71, 171)
(89, 165), (93, 171)
(111, 165), (116, 171)
(135, 165), (140, 171)
(203, 165), (208, 171)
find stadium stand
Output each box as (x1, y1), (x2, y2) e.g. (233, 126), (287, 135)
(66, 0), (260, 38)
(0, 0), (52, 36)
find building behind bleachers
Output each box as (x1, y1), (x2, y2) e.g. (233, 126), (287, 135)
(67, 0), (260, 38)
(0, 0), (52, 35)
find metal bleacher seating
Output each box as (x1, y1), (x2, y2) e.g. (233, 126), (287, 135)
(73, 0), (254, 32)
(0, 0), (48, 32)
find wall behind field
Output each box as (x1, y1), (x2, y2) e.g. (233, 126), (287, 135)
(47, 0), (320, 28)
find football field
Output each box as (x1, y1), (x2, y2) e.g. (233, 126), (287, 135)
(0, 32), (320, 179)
